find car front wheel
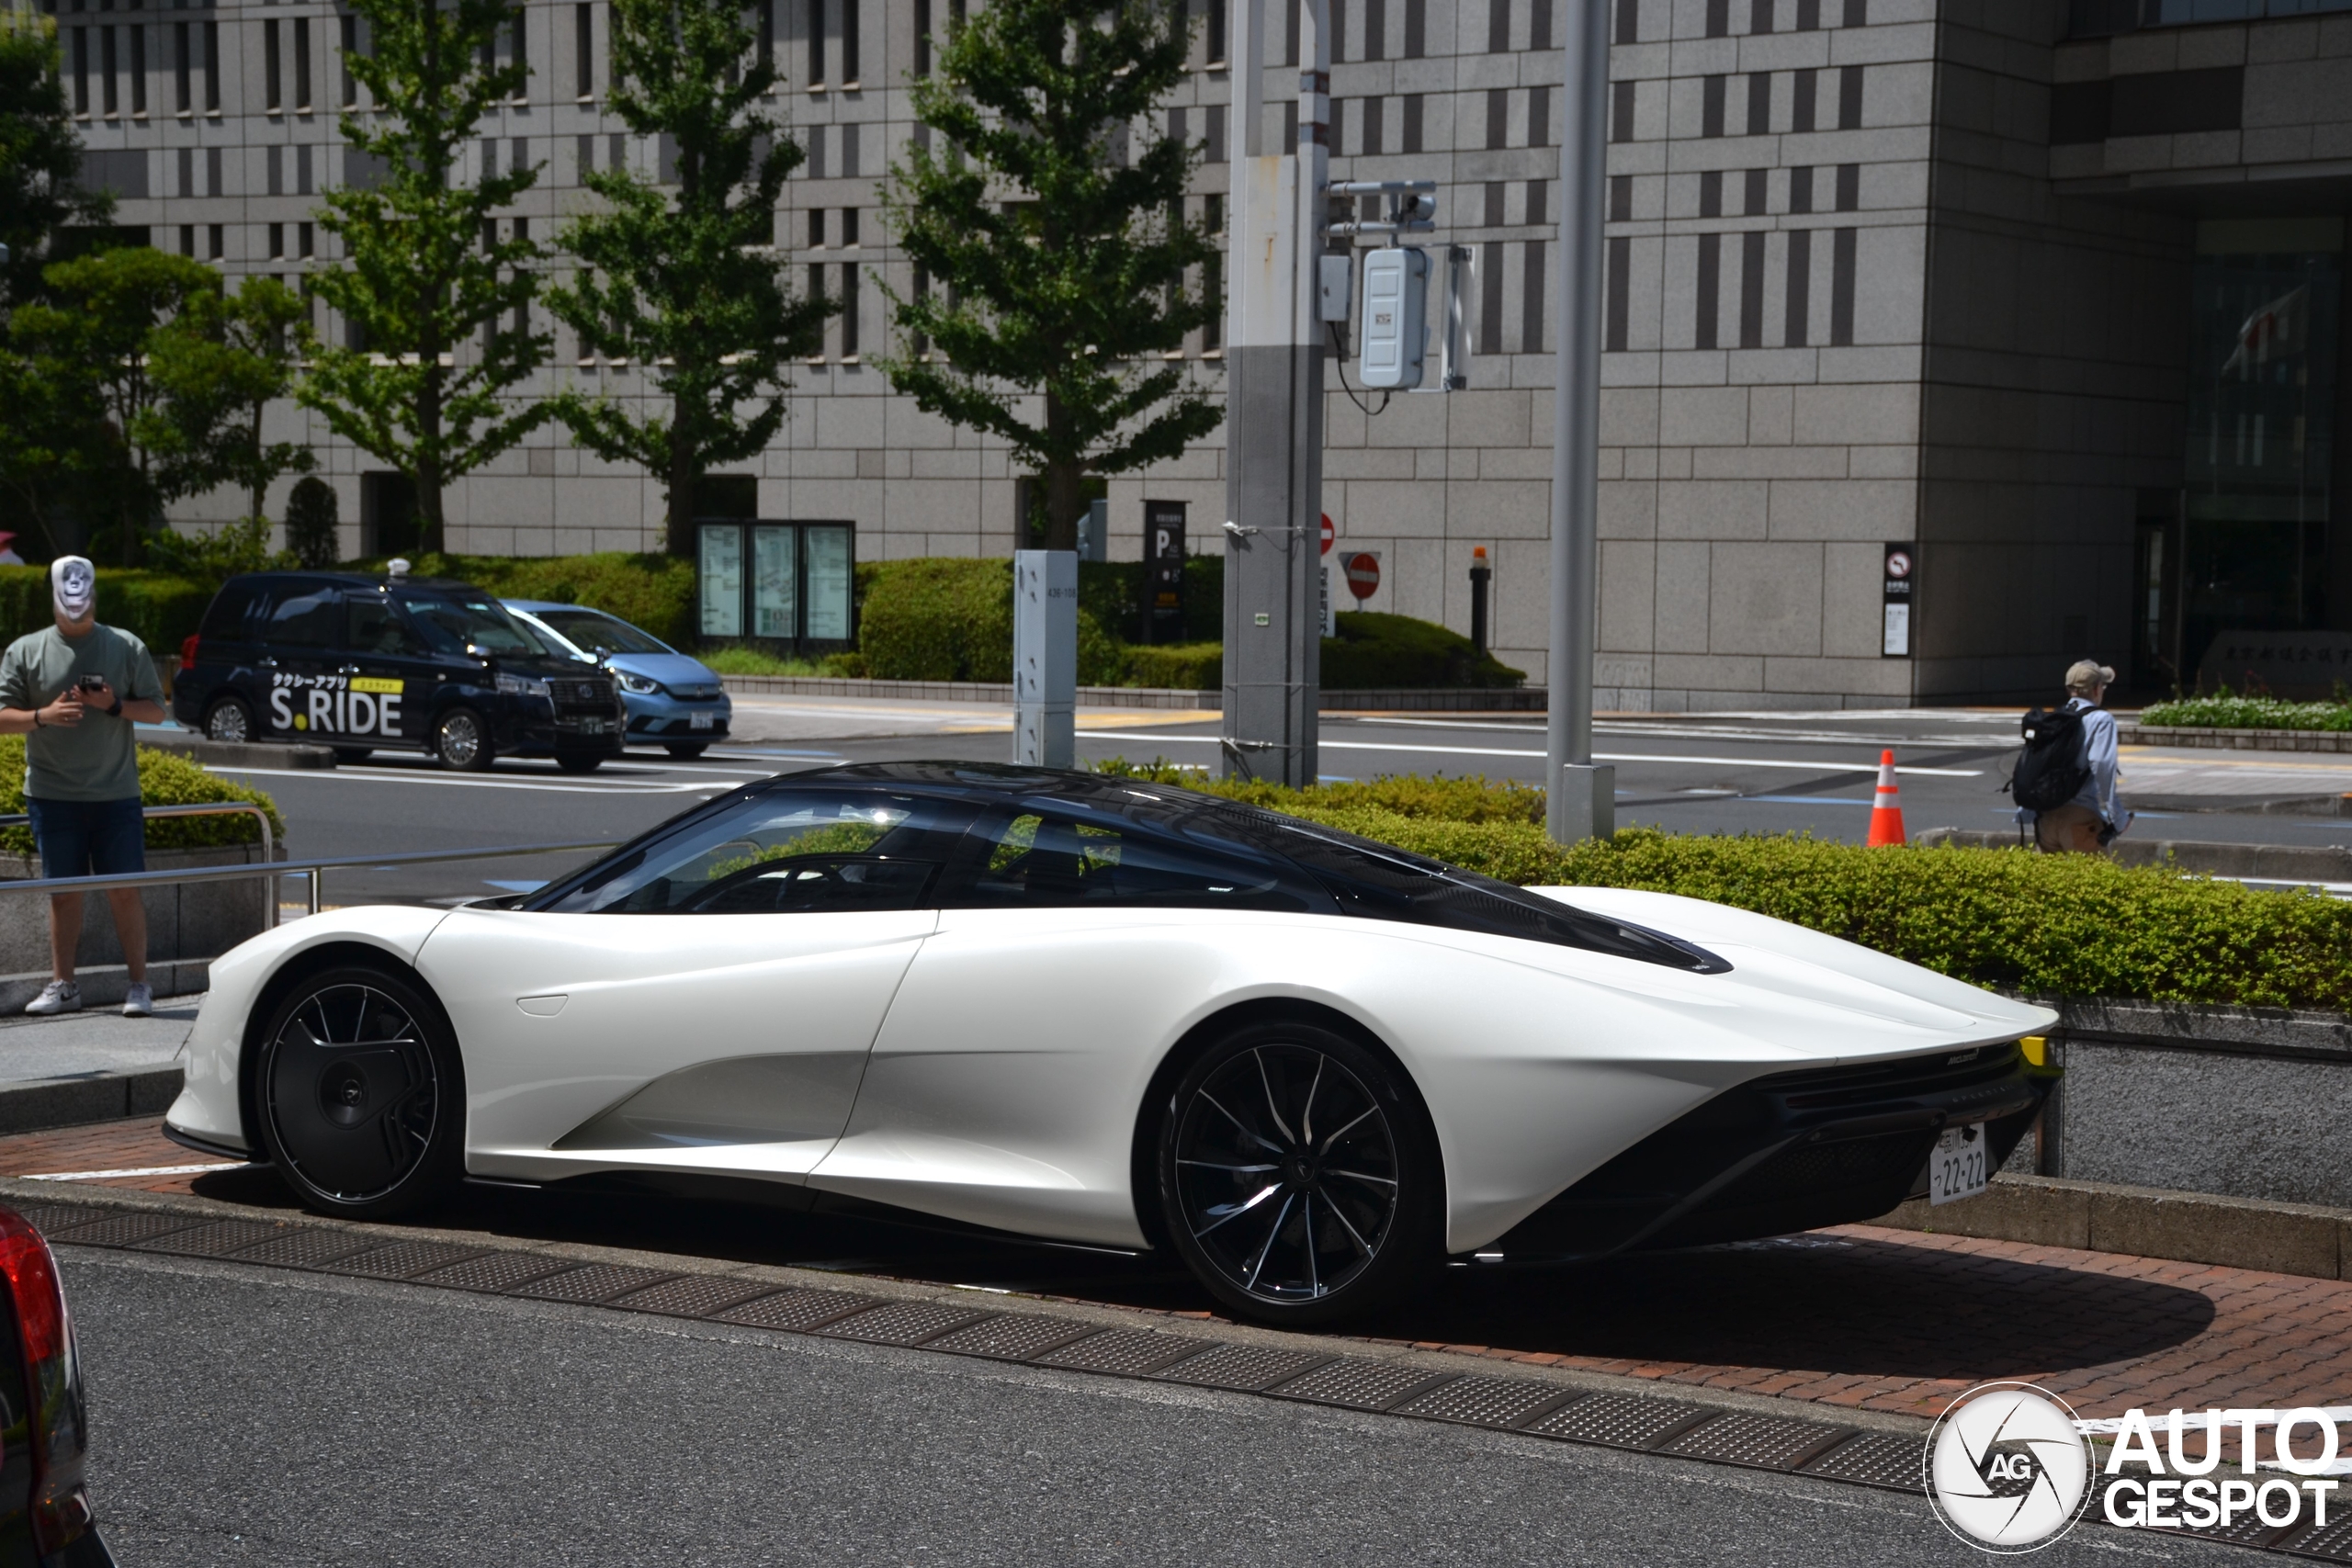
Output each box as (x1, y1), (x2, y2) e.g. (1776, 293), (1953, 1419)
(253, 965), (465, 1219)
(433, 707), (494, 772)
(1158, 1021), (1440, 1326)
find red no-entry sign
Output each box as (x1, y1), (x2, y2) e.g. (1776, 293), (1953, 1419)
(1343, 551), (1380, 601)
(1319, 513), (1335, 557)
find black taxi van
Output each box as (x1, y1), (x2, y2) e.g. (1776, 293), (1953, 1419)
(173, 567), (626, 772)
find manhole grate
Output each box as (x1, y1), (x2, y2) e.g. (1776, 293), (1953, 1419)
(1266, 1359), (1460, 1412)
(1156, 1344), (1334, 1393)
(412, 1252), (580, 1294)
(129, 1219), (294, 1258)
(14, 1203), (107, 1237)
(713, 1288), (879, 1334)
(1800, 1430), (1925, 1493)
(225, 1228), (381, 1269)
(924, 1314), (1103, 1362)
(41, 1211), (203, 1249)
(1392, 1377), (1583, 1430)
(1527, 1392), (1714, 1450)
(819, 1301), (997, 1348)
(322, 1240), (492, 1280)
(607, 1275), (786, 1320)
(511, 1263), (680, 1305)
(1035, 1329), (1206, 1376)
(1662, 1412), (1858, 1472)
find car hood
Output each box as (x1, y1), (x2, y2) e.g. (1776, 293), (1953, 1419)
(1524, 885), (2055, 1060)
(605, 652), (724, 691)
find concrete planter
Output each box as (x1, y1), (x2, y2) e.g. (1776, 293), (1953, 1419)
(0, 842), (282, 1011)
(2120, 723), (2352, 753)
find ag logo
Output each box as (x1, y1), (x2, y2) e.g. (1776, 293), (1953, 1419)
(1926, 1382), (2093, 1552)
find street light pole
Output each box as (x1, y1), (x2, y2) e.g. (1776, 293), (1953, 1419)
(1544, 0), (1612, 844)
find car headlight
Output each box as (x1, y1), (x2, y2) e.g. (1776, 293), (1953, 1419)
(615, 671), (662, 695)
(494, 672), (551, 698)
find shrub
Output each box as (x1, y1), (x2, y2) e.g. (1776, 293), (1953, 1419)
(857, 558), (1125, 684)
(1, 566), (213, 655)
(1121, 641), (1222, 689)
(285, 478), (340, 569)
(0, 737), (284, 857)
(1322, 611), (1524, 688)
(2140, 692), (2352, 732)
(145, 516), (290, 590)
(356, 552), (699, 648)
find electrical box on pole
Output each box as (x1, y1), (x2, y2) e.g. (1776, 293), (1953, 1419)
(1012, 550), (1076, 768)
(1317, 255), (1352, 323)
(1357, 246), (1429, 390)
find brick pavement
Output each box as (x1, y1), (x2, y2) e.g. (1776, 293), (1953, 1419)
(11, 1117), (2351, 1429)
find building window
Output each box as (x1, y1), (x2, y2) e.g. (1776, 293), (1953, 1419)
(265, 19), (279, 111)
(1201, 194), (1222, 353)
(341, 16), (358, 107)
(1747, 72), (1770, 135)
(294, 17), (311, 110)
(1838, 64), (1862, 129)
(1405, 0), (1425, 55)
(1784, 228), (1811, 345)
(100, 26), (116, 117)
(1363, 0), (1384, 60)
(1531, 0), (1552, 50)
(915, 0), (930, 75)
(300, 220), (314, 258)
(1744, 167), (1766, 215)
(1695, 232), (1721, 350)
(1829, 227), (1856, 344)
(575, 3), (593, 96)
(1485, 180), (1504, 228)
(1402, 94), (1422, 152)
(1792, 67), (1816, 132)
(204, 21), (220, 111)
(1614, 0), (1637, 43)
(1606, 235), (1630, 350)
(1790, 165), (1813, 213)
(1738, 231), (1764, 348)
(1528, 85), (1548, 147)
(1835, 162), (1859, 210)
(1702, 75), (1725, 138)
(1479, 241), (1503, 356)
(1521, 240), (1545, 354)
(1698, 170), (1721, 219)
(910, 264), (929, 355)
(1486, 88), (1506, 150)
(208, 223), (223, 261)
(1611, 81), (1634, 142)
(1609, 174), (1631, 221)
(1362, 96), (1383, 155)
(1205, 0), (1226, 62)
(269, 222), (284, 260)
(1488, 0), (1510, 51)
(1843, 0), (1865, 22)
(175, 20), (189, 112)
(130, 25), (144, 115)
(841, 0), (859, 82)
(1705, 0), (1728, 36)
(808, 0), (824, 83)
(510, 9), (526, 98)
(1797, 0), (1820, 25)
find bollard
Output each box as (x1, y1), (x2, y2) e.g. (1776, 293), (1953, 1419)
(1469, 547), (1491, 655)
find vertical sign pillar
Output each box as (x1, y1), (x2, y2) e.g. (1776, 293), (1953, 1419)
(1013, 549), (1076, 768)
(1545, 0), (1612, 843)
(1144, 502), (1188, 643)
(1220, 0), (1325, 785)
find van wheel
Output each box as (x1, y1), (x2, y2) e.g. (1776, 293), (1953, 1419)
(433, 707), (494, 772)
(203, 698), (254, 743)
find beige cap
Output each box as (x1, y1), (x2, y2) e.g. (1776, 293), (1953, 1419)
(2064, 659), (2115, 694)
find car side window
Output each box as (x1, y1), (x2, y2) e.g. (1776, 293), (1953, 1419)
(945, 807), (1329, 913)
(260, 584), (341, 648)
(199, 581), (266, 642)
(346, 597), (428, 657)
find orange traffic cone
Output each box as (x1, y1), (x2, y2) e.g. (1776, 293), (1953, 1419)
(1867, 749), (1906, 846)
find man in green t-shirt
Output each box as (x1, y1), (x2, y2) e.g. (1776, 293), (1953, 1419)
(0, 558), (168, 1016)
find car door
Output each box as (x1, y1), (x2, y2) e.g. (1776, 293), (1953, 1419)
(808, 801), (1336, 1247)
(251, 579), (344, 739)
(417, 786), (972, 1186)
(338, 589), (439, 750)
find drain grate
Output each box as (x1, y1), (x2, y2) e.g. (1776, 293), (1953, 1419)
(2285, 1512), (2352, 1562)
(510, 1263), (680, 1305)
(924, 1314), (1103, 1363)
(412, 1252), (580, 1295)
(1661, 1413), (1858, 1472)
(712, 1288), (878, 1334)
(225, 1227), (382, 1269)
(1392, 1377), (1584, 1431)
(606, 1274), (786, 1321)
(2171, 1516), (2305, 1552)
(1527, 1392), (1715, 1450)
(14, 1203), (107, 1237)
(819, 1301), (997, 1348)
(129, 1219), (296, 1258)
(42, 1211), (203, 1249)
(322, 1239), (493, 1280)
(1156, 1343), (1334, 1393)
(1266, 1359), (1460, 1413)
(1799, 1430), (1925, 1492)
(1034, 1329), (1206, 1377)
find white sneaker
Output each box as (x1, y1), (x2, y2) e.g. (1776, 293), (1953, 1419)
(122, 982), (153, 1018)
(24, 981), (80, 1016)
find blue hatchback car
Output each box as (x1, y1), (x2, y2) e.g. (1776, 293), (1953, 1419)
(502, 601), (733, 757)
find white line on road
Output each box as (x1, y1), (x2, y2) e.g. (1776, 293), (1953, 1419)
(1374, 716), (2010, 749)
(25, 1163), (251, 1181)
(1098, 734), (1984, 776)
(205, 765), (724, 795)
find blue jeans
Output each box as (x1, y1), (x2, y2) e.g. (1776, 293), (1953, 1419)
(26, 797), (147, 880)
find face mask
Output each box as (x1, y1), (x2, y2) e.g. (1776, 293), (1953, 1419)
(51, 556), (96, 622)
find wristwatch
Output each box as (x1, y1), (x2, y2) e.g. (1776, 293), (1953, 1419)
(105, 695), (123, 717)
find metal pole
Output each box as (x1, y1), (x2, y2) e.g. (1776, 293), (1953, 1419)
(1544, 0), (1611, 845)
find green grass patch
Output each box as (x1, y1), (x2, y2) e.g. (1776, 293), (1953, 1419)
(0, 737), (284, 858)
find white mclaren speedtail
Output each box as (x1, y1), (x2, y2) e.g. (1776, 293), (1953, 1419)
(164, 762), (2055, 1323)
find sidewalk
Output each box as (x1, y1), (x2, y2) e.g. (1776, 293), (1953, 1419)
(0, 994), (198, 1085)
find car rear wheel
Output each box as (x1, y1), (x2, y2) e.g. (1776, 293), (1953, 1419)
(203, 697), (254, 743)
(553, 751), (604, 773)
(253, 965), (464, 1219)
(664, 742), (708, 760)
(433, 707), (494, 772)
(1158, 1021), (1440, 1326)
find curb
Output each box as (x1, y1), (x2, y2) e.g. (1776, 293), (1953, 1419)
(0, 1068), (185, 1137)
(135, 732), (339, 770)
(1877, 1172), (2352, 1280)
(2123, 724), (2352, 755)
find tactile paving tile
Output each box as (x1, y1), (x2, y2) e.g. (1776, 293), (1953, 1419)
(1525, 1392), (1715, 1450)
(1392, 1377), (1584, 1430)
(712, 1288), (880, 1334)
(9, 1203), (108, 1237)
(1033, 1328), (1209, 1377)
(2283, 1510), (2352, 1562)
(605, 1274), (788, 1321)
(410, 1251), (581, 1294)
(39, 1211), (204, 1248)
(322, 1239), (492, 1280)
(1660, 1412), (1859, 1472)
(922, 1313), (1104, 1363)
(2172, 1512), (2302, 1551)
(129, 1219), (296, 1258)
(509, 1262), (680, 1305)
(1264, 1359), (1460, 1412)
(1799, 1430), (1927, 1493)
(817, 1300), (998, 1348)
(1154, 1343), (1334, 1393)
(223, 1227), (384, 1269)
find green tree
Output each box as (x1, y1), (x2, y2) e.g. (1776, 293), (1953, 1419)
(545, 0), (830, 555)
(140, 276), (316, 532)
(878, 0), (1219, 550)
(0, 10), (111, 311)
(301, 0), (548, 553)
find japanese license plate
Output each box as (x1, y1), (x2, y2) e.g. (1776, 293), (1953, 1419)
(572, 717), (608, 735)
(1928, 1122), (1989, 1206)
(688, 711), (714, 730)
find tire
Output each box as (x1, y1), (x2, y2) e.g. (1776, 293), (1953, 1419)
(1157, 1021), (1441, 1326)
(332, 747), (373, 764)
(433, 706), (494, 772)
(554, 751), (604, 773)
(664, 742), (708, 760)
(252, 964), (465, 1219)
(203, 697), (254, 743)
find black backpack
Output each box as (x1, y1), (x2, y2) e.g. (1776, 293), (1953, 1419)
(2008, 705), (2090, 812)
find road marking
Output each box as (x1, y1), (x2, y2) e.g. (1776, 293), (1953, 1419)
(205, 765), (721, 795)
(25, 1163), (251, 1181)
(1096, 734), (1984, 776)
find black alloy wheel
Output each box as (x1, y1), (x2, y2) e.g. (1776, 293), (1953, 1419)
(203, 697), (254, 743)
(554, 751), (604, 773)
(254, 967), (464, 1218)
(664, 742), (708, 760)
(434, 706), (494, 772)
(1159, 1022), (1439, 1325)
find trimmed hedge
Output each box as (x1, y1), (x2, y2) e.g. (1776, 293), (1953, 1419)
(0, 737), (284, 857)
(2140, 693), (2352, 733)
(352, 552), (698, 648)
(1322, 611), (1525, 688)
(1093, 760), (2352, 1010)
(1121, 641), (1224, 690)
(2, 566), (212, 657)
(856, 558), (1126, 684)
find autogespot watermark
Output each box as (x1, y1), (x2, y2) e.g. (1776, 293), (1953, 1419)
(1925, 1382), (2347, 1553)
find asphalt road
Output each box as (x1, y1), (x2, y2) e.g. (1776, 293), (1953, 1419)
(64, 1247), (2238, 1568)
(182, 705), (2352, 907)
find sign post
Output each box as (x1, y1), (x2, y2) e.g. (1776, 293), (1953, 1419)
(1883, 544), (1915, 658)
(1145, 502), (1188, 644)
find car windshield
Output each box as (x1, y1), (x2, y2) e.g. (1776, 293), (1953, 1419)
(398, 594), (549, 658)
(532, 610), (672, 657)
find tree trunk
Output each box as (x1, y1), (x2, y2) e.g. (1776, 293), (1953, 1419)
(666, 395), (696, 557)
(1040, 391), (1083, 553)
(247, 400), (265, 526)
(418, 361), (445, 555)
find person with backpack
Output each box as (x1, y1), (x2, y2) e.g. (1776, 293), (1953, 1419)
(2011, 660), (2130, 853)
